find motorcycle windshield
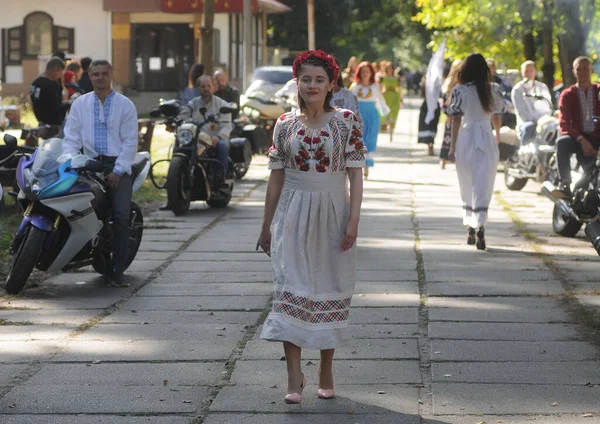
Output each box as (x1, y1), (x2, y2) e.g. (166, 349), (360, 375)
(27, 138), (64, 192)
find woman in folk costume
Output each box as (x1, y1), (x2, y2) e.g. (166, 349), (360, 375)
(350, 61), (390, 178)
(417, 74), (441, 155)
(439, 59), (463, 169)
(257, 50), (366, 405)
(331, 59), (362, 121)
(447, 53), (505, 249)
(379, 61), (403, 142)
(342, 56), (358, 88)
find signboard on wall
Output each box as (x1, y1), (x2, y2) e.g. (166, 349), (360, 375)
(161, 0), (259, 13)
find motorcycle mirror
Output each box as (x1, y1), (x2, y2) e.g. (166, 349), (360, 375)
(149, 109), (162, 118)
(3, 133), (17, 148)
(83, 159), (105, 173)
(219, 106), (236, 114)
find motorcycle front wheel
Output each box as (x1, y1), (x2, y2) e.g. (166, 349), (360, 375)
(552, 203), (582, 237)
(4, 226), (47, 294)
(167, 156), (192, 216)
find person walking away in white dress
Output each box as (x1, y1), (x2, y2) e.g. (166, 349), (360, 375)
(256, 50), (365, 405)
(448, 53), (505, 250)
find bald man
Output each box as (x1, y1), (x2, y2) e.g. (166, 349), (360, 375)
(178, 75), (233, 181)
(213, 69), (240, 118)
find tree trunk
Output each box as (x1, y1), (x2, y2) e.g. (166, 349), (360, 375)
(517, 0), (536, 61)
(201, 0), (216, 75)
(556, 0), (586, 87)
(541, 0), (555, 98)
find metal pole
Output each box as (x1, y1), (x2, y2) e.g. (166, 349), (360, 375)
(243, 0), (253, 92)
(307, 0), (315, 50)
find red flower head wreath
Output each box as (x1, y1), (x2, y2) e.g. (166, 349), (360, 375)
(293, 50), (341, 82)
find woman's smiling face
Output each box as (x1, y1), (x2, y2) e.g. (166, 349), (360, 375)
(359, 66), (372, 82)
(297, 64), (333, 107)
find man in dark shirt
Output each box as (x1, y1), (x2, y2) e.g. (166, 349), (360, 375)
(213, 69), (240, 119)
(552, 56), (600, 198)
(30, 57), (68, 126)
(78, 57), (93, 93)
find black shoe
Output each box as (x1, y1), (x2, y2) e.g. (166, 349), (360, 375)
(105, 272), (129, 288)
(467, 227), (476, 245)
(476, 227), (486, 250)
(159, 204), (171, 211)
(551, 183), (572, 199)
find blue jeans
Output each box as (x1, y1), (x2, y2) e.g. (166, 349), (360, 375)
(520, 121), (537, 146)
(216, 140), (230, 175)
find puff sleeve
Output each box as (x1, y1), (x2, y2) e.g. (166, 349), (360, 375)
(491, 82), (507, 115)
(268, 114), (287, 170)
(344, 111), (367, 168)
(446, 85), (465, 117)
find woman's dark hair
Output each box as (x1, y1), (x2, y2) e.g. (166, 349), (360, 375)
(458, 53), (493, 113)
(80, 57), (92, 71)
(354, 62), (376, 85)
(66, 61), (81, 73)
(189, 64), (205, 87)
(296, 56), (335, 112)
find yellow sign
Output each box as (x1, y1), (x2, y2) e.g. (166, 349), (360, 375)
(112, 24), (131, 40)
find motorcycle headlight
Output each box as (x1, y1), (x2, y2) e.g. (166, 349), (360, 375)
(251, 109), (260, 119)
(177, 129), (193, 145)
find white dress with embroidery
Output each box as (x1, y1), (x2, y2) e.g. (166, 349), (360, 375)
(260, 109), (367, 350)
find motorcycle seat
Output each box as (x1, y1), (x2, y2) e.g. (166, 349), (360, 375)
(130, 154), (149, 181)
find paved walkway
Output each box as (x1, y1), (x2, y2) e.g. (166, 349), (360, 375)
(1, 98), (599, 423)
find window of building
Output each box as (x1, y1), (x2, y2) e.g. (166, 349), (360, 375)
(25, 12), (53, 56)
(7, 27), (23, 63)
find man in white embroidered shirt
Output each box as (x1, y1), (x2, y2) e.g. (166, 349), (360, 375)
(178, 75), (232, 182)
(62, 59), (138, 287)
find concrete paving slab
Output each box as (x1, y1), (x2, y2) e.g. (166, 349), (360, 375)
(141, 233), (190, 242)
(428, 297), (570, 323)
(350, 308), (419, 324)
(242, 339), (419, 360)
(136, 283), (272, 297)
(352, 324), (418, 339)
(576, 295), (600, 307)
(0, 341), (61, 363)
(78, 323), (247, 341)
(356, 261), (419, 271)
(53, 340), (233, 362)
(351, 294), (420, 307)
(426, 270), (554, 282)
(102, 310), (260, 325)
(423, 415), (600, 424)
(0, 386), (206, 414)
(209, 385), (420, 414)
(430, 340), (599, 362)
(163, 261), (271, 273)
(0, 295), (125, 311)
(0, 417), (191, 424)
(0, 364), (29, 384)
(432, 361), (600, 384)
(432, 383), (600, 414)
(138, 241), (185, 251)
(135, 251), (175, 261)
(153, 272), (272, 284)
(356, 271), (419, 281)
(25, 362), (222, 386)
(427, 280), (564, 296)
(175, 252), (270, 262)
(122, 295), (269, 311)
(429, 322), (581, 341)
(354, 282), (419, 295)
(0, 325), (75, 341)
(230, 359), (422, 385)
(0, 309), (96, 325)
(204, 413), (419, 424)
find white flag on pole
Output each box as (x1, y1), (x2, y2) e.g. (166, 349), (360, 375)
(424, 39), (446, 125)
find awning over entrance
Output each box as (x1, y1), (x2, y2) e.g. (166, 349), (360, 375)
(103, 0), (290, 13)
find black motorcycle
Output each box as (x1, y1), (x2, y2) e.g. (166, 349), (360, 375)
(541, 116), (600, 256)
(150, 100), (249, 215)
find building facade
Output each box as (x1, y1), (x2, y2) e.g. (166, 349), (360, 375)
(0, 0), (289, 97)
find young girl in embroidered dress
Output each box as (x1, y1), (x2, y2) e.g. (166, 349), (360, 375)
(350, 61), (389, 179)
(257, 50), (366, 405)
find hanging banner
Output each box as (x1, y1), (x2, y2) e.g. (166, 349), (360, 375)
(161, 0), (259, 13)
(424, 39), (446, 125)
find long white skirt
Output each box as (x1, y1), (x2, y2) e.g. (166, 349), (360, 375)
(260, 170), (357, 350)
(455, 120), (499, 228)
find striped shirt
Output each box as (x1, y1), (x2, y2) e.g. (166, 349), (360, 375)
(578, 87), (595, 133)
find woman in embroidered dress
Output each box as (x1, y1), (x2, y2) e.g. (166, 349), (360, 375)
(342, 56), (358, 88)
(331, 60), (362, 121)
(447, 53), (505, 250)
(439, 59), (463, 169)
(379, 62), (403, 142)
(417, 75), (441, 155)
(257, 50), (366, 405)
(350, 61), (390, 179)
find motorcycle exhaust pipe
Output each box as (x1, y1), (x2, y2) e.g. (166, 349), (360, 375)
(585, 222), (600, 256)
(540, 181), (577, 218)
